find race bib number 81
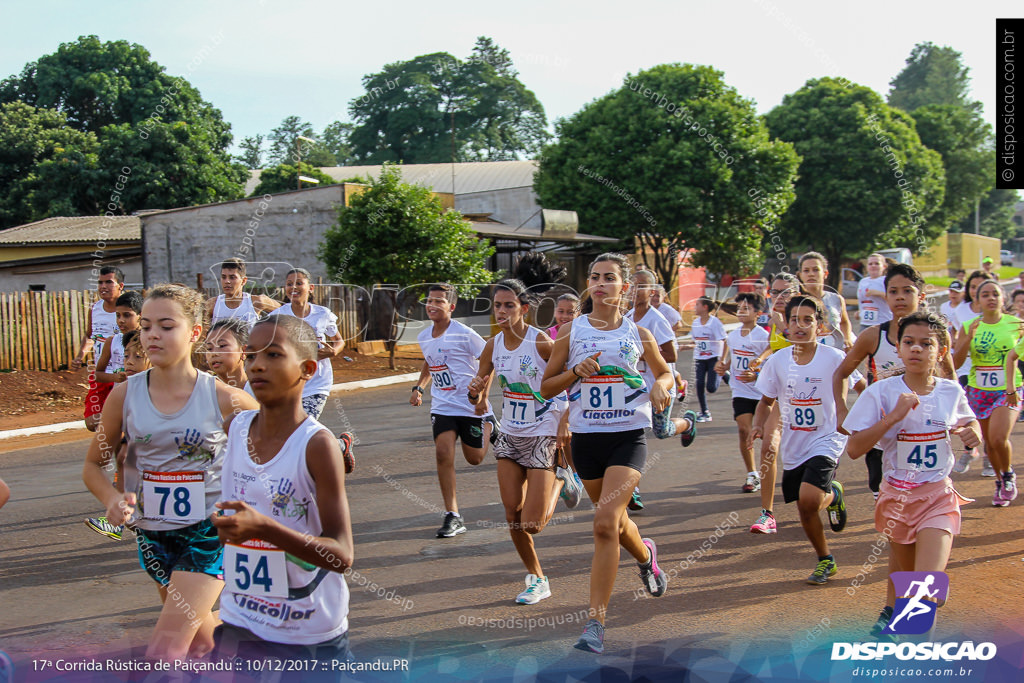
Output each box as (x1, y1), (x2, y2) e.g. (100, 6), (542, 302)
(582, 375), (625, 411)
(142, 471), (205, 523)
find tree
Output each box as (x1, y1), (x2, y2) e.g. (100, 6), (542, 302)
(888, 42), (981, 114)
(319, 121), (355, 165)
(319, 164), (495, 367)
(348, 37), (549, 163)
(765, 78), (946, 285)
(534, 63), (800, 289)
(911, 104), (993, 230)
(236, 135), (266, 169)
(0, 102), (101, 227)
(953, 187), (1021, 242)
(0, 35), (246, 213)
(250, 162), (340, 196)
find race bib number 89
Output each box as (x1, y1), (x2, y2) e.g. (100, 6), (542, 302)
(789, 398), (820, 431)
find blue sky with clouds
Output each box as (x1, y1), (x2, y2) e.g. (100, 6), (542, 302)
(0, 1), (1017, 152)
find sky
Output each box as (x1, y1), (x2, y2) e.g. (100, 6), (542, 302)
(0, 0), (1018, 153)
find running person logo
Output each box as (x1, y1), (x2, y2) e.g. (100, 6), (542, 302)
(884, 571), (949, 635)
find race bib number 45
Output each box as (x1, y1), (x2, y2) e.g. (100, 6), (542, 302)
(142, 471), (205, 523)
(896, 432), (950, 470)
(224, 539), (288, 598)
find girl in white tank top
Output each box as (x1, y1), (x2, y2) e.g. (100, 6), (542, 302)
(82, 285), (259, 662)
(468, 279), (570, 606)
(539, 253), (675, 654)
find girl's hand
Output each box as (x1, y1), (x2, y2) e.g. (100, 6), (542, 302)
(467, 375), (486, 403)
(211, 501), (265, 544)
(650, 383), (670, 413)
(107, 492), (137, 527)
(409, 389), (423, 407)
(557, 420), (571, 451)
(572, 352), (601, 379)
(714, 360), (727, 375)
(888, 392), (920, 422)
(1007, 390), (1020, 409)
(747, 423), (764, 449)
(967, 318), (981, 339)
(952, 424), (982, 450)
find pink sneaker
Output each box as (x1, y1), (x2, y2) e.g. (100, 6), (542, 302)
(750, 511), (776, 534)
(993, 479), (1009, 507)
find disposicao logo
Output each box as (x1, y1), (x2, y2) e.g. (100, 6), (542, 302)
(886, 571), (949, 635)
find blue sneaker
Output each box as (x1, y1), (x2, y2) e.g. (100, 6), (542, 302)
(574, 619), (605, 653)
(557, 467), (583, 509)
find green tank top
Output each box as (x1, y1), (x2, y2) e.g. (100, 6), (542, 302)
(966, 314), (1023, 390)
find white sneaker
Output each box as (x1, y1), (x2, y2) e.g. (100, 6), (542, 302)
(982, 458), (997, 477)
(953, 449), (975, 474)
(742, 473), (760, 493)
(515, 574), (551, 605)
(556, 466), (583, 509)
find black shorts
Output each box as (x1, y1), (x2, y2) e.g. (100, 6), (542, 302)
(214, 622), (352, 676)
(732, 397), (759, 418)
(571, 429), (646, 480)
(782, 455), (837, 503)
(431, 413), (484, 449)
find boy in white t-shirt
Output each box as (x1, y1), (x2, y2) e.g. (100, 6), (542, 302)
(717, 292), (769, 493)
(750, 295), (849, 586)
(691, 296), (728, 422)
(857, 253), (892, 331)
(411, 284), (496, 538)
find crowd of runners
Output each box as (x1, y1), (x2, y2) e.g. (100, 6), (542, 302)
(3, 247), (1018, 668)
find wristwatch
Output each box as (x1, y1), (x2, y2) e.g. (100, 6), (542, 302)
(412, 386), (424, 394)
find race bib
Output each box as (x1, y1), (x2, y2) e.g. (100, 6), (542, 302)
(733, 352), (753, 373)
(142, 471), (205, 523)
(582, 375), (626, 414)
(429, 364), (455, 391)
(695, 338), (711, 358)
(789, 398), (821, 431)
(861, 305), (878, 323)
(502, 390), (537, 423)
(974, 366), (1005, 388)
(896, 431), (951, 471)
(223, 539), (289, 598)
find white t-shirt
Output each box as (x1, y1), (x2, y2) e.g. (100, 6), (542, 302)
(857, 275), (892, 326)
(754, 344), (848, 467)
(843, 376), (975, 486)
(939, 301), (958, 335)
(656, 302), (682, 329)
(691, 315), (726, 360)
(953, 301), (982, 377)
(726, 326), (770, 401)
(627, 306), (676, 393)
(268, 304), (339, 397)
(820, 291), (847, 348)
(417, 320), (488, 418)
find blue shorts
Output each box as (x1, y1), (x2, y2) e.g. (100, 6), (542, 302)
(136, 519), (224, 586)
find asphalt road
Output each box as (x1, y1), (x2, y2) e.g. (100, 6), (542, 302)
(1, 359), (1023, 682)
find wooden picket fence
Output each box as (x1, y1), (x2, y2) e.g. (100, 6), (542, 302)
(0, 290), (94, 371)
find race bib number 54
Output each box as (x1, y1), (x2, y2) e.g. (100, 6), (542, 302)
(142, 471), (205, 523)
(224, 540), (288, 598)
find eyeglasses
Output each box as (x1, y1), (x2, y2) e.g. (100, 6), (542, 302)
(768, 288), (796, 296)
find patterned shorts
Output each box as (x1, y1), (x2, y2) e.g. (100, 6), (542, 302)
(965, 386), (1021, 420)
(493, 433), (558, 470)
(302, 393), (329, 420)
(136, 519), (224, 586)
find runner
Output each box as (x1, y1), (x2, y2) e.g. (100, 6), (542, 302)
(857, 253), (892, 332)
(798, 252), (854, 349)
(939, 281), (963, 331)
(89, 290), (144, 430)
(691, 295), (727, 423)
(540, 253), (674, 654)
(411, 283), (496, 538)
(205, 258), (281, 328)
(952, 279), (1021, 506)
(843, 311), (980, 639)
(717, 292), (769, 493)
(73, 266), (125, 431)
(267, 268), (343, 420)
(82, 284), (260, 660)
(548, 293), (580, 340)
(211, 315), (355, 669)
(468, 277), (576, 605)
(749, 294), (849, 585)
(650, 284), (685, 335)
(204, 318), (251, 391)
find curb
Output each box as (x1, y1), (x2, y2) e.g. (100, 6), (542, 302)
(0, 371), (422, 441)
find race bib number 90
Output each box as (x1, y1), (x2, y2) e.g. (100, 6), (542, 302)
(142, 471), (205, 523)
(429, 364), (455, 391)
(896, 432), (950, 470)
(224, 540), (289, 598)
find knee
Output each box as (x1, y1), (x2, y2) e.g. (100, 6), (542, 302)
(465, 450), (486, 466)
(522, 518), (544, 535)
(796, 496), (819, 517)
(504, 507), (521, 528)
(592, 514), (620, 542)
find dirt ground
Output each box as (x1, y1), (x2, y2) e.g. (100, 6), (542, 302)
(0, 345), (424, 431)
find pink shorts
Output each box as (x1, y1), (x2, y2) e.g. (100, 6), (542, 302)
(874, 477), (973, 545)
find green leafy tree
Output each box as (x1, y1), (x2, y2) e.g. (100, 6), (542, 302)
(251, 162), (339, 196)
(348, 37), (548, 163)
(319, 121), (355, 165)
(888, 42), (981, 114)
(534, 63), (800, 288)
(0, 102), (101, 227)
(0, 35), (245, 213)
(953, 187), (1021, 242)
(912, 104), (993, 230)
(236, 135), (265, 169)
(319, 164), (495, 367)
(765, 78), (946, 285)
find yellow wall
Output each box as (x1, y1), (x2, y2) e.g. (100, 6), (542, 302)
(948, 233), (1001, 272)
(913, 234), (948, 276)
(0, 245), (87, 263)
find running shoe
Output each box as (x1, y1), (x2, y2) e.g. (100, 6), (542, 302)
(1002, 470), (1017, 502)
(85, 516), (123, 541)
(722, 371), (731, 385)
(676, 378), (688, 402)
(806, 557), (837, 585)
(992, 479), (1008, 507)
(515, 574), (551, 605)
(869, 606), (898, 641)
(679, 409), (698, 447)
(556, 466), (583, 509)
(742, 473), (761, 493)
(638, 538), (668, 597)
(827, 481), (847, 532)
(750, 510), (776, 534)
(628, 488), (644, 511)
(953, 449), (975, 474)
(338, 431), (355, 474)
(695, 411), (712, 423)
(485, 415), (501, 445)
(436, 512), (467, 537)
(574, 619), (605, 654)
(982, 458), (996, 477)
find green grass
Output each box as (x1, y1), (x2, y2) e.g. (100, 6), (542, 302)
(926, 266), (1020, 289)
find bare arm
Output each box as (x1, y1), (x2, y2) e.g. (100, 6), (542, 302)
(72, 309), (95, 369)
(318, 331), (344, 360)
(639, 327), (673, 412)
(82, 383), (132, 524)
(410, 361), (430, 406)
(94, 335), (123, 383)
(541, 322), (581, 400)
